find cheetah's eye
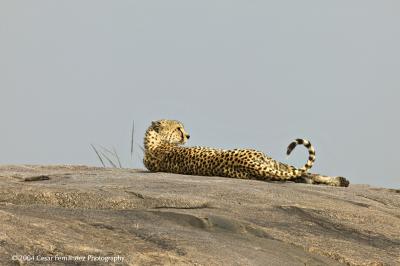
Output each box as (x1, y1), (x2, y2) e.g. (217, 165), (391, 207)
(177, 127), (181, 131)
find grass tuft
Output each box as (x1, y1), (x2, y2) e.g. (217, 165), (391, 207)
(90, 144), (106, 168)
(91, 120), (142, 169)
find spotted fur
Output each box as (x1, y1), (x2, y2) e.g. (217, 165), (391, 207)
(143, 119), (349, 187)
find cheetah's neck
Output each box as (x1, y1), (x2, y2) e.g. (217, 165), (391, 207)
(144, 129), (164, 152)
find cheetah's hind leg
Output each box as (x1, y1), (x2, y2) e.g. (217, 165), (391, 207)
(302, 173), (349, 187)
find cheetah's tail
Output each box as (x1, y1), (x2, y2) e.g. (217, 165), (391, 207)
(286, 139), (316, 173)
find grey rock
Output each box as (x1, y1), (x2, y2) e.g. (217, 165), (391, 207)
(0, 165), (399, 265)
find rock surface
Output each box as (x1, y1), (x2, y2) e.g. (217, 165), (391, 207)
(0, 165), (399, 265)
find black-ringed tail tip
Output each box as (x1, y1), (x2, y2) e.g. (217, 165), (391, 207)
(286, 139), (316, 172)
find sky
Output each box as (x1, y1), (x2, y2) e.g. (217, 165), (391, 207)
(0, 1), (399, 188)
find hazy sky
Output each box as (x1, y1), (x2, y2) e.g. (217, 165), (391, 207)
(1, 1), (399, 188)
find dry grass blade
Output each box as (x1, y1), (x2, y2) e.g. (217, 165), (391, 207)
(90, 144), (106, 167)
(112, 147), (123, 168)
(131, 120), (135, 158)
(100, 145), (115, 156)
(137, 144), (145, 153)
(100, 150), (118, 168)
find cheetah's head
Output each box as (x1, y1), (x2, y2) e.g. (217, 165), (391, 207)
(147, 119), (190, 145)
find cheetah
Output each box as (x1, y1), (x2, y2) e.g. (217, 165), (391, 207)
(143, 119), (349, 187)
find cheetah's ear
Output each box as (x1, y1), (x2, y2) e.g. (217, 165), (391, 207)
(151, 120), (161, 131)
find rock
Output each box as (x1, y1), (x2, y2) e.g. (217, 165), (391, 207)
(0, 165), (399, 265)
